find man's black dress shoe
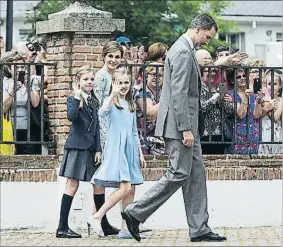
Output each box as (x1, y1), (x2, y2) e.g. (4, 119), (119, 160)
(56, 228), (82, 238)
(102, 224), (119, 236)
(191, 232), (227, 242)
(121, 209), (141, 242)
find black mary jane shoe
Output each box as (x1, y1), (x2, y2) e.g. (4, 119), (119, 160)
(102, 224), (120, 236)
(56, 228), (82, 238)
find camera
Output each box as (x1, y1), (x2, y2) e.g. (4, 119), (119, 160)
(141, 37), (149, 53)
(26, 40), (41, 53)
(17, 71), (26, 83)
(218, 83), (228, 100)
(32, 41), (42, 52)
(253, 78), (262, 94)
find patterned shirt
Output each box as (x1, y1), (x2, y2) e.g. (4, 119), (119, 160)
(200, 86), (233, 137)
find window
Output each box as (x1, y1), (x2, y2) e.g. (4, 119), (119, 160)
(19, 29), (31, 41)
(276, 33), (282, 42)
(227, 33), (245, 51)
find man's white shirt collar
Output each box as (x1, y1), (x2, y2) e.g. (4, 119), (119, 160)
(183, 34), (195, 51)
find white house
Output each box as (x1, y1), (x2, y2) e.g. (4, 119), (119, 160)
(221, 0), (282, 60)
(0, 0), (40, 50)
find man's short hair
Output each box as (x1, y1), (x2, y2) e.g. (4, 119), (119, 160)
(188, 13), (218, 32)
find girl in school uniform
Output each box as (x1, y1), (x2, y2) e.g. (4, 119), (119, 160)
(56, 66), (102, 238)
(87, 67), (147, 238)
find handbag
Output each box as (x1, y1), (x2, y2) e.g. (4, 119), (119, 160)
(0, 114), (15, 155)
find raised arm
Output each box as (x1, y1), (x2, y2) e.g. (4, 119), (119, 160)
(67, 96), (80, 122)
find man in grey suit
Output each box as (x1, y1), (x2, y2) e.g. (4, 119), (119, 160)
(122, 14), (226, 242)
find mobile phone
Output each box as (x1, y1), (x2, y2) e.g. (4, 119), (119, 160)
(141, 37), (149, 52)
(253, 78), (262, 94)
(218, 83), (228, 100)
(17, 71), (26, 83)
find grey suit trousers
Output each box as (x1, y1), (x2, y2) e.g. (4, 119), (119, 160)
(127, 136), (211, 238)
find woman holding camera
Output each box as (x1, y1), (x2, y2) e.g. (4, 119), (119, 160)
(226, 68), (264, 154)
(2, 51), (40, 154)
(199, 62), (233, 154)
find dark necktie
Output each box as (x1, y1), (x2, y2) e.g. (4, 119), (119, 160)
(87, 96), (93, 112)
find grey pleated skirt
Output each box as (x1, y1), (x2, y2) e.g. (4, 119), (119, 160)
(59, 148), (98, 182)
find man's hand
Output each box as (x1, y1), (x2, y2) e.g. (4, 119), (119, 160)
(94, 152), (101, 165)
(182, 130), (194, 147)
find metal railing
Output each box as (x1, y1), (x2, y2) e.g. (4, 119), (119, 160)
(121, 63), (282, 154)
(0, 62), (56, 154)
(1, 61), (281, 155)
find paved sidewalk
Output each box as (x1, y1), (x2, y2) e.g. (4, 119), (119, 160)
(1, 226), (282, 246)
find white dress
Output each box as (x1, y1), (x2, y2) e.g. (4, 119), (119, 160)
(258, 98), (282, 154)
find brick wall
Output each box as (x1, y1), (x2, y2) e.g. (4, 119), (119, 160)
(45, 33), (110, 157)
(0, 155), (281, 182)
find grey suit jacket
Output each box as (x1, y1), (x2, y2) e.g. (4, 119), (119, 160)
(155, 35), (201, 140)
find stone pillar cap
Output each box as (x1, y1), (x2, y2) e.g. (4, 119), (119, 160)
(48, 1), (112, 20)
(36, 1), (125, 34)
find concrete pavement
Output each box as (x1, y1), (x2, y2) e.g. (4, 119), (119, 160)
(1, 226), (282, 246)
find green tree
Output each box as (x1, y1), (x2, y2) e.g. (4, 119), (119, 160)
(154, 1), (238, 55)
(26, 0), (238, 53)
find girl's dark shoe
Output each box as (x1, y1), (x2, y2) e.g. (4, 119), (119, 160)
(56, 228), (82, 238)
(102, 224), (119, 236)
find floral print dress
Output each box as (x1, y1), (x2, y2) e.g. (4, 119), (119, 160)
(226, 90), (260, 154)
(258, 98), (282, 154)
(200, 86), (233, 137)
(93, 66), (112, 151)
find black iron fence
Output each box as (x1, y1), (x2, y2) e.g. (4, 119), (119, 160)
(0, 61), (282, 155)
(123, 63), (282, 155)
(0, 62), (56, 155)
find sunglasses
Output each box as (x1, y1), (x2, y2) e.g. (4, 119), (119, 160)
(236, 74), (246, 79)
(203, 69), (217, 73)
(148, 72), (163, 77)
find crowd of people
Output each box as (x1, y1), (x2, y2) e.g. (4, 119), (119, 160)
(0, 31), (282, 156)
(1, 12), (282, 243)
(0, 38), (49, 155)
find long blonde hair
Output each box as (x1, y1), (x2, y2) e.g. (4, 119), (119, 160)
(112, 67), (135, 112)
(72, 66), (99, 108)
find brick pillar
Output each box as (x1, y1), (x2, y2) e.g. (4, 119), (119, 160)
(36, 1), (125, 158)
